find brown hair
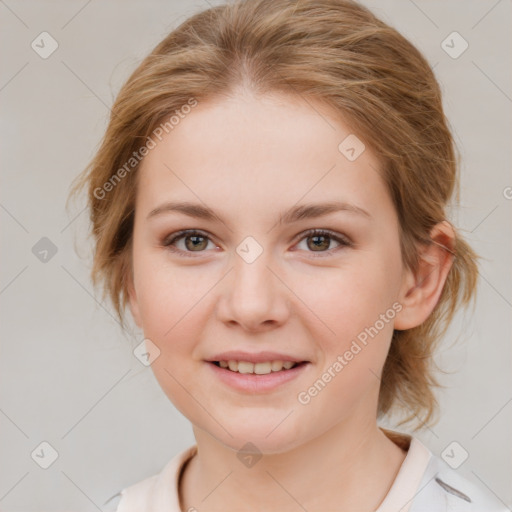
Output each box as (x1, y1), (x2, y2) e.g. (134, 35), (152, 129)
(68, 0), (479, 430)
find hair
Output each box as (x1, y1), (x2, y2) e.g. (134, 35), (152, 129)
(68, 0), (479, 431)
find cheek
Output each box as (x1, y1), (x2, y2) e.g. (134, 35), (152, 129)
(290, 251), (401, 392)
(293, 260), (400, 341)
(296, 268), (397, 417)
(133, 252), (211, 337)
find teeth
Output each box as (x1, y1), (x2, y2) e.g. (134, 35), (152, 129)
(217, 360), (298, 374)
(254, 362), (272, 375)
(237, 361), (254, 374)
(271, 360), (284, 371)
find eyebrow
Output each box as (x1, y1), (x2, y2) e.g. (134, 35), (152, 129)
(147, 200), (371, 224)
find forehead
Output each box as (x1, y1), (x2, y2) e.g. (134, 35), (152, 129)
(136, 92), (389, 220)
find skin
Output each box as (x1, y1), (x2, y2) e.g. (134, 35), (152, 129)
(127, 90), (455, 511)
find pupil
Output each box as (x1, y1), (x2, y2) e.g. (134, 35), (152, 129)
(309, 235), (329, 251)
(186, 235), (206, 251)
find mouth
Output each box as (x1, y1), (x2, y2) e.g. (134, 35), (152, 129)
(209, 360), (308, 374)
(206, 357), (311, 393)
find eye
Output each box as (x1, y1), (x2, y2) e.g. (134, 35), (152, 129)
(162, 228), (352, 258)
(162, 230), (217, 257)
(294, 228), (352, 257)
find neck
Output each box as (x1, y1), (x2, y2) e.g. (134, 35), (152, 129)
(180, 420), (408, 512)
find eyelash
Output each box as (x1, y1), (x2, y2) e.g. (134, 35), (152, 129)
(161, 228), (353, 258)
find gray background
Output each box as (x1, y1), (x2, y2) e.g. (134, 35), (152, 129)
(1, 0), (511, 510)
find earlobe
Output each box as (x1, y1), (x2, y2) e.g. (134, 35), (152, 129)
(394, 221), (456, 331)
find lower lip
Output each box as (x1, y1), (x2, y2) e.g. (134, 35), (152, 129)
(206, 362), (310, 393)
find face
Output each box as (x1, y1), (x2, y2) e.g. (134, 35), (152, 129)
(128, 91), (409, 454)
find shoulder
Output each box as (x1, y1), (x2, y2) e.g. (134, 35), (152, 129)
(410, 450), (510, 512)
(103, 472), (160, 512)
(107, 445), (198, 512)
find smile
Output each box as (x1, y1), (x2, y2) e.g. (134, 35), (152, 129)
(212, 360), (302, 374)
(207, 360), (310, 393)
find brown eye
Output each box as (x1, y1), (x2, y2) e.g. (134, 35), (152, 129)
(183, 234), (208, 251)
(163, 230), (215, 256)
(295, 229), (352, 256)
(307, 233), (330, 251)
(162, 228), (352, 259)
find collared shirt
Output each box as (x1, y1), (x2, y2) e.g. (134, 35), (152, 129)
(106, 430), (510, 511)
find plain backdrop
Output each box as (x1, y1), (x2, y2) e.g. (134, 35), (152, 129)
(1, 1), (511, 510)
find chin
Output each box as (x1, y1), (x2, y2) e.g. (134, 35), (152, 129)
(202, 420), (305, 455)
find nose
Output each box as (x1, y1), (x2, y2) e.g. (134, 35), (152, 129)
(216, 248), (290, 333)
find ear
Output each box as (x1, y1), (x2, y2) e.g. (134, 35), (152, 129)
(394, 221), (456, 330)
(126, 267), (143, 329)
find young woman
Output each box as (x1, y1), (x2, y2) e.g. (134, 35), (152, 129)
(71, 0), (508, 510)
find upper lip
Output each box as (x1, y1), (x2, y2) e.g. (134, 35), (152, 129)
(205, 351), (308, 364)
